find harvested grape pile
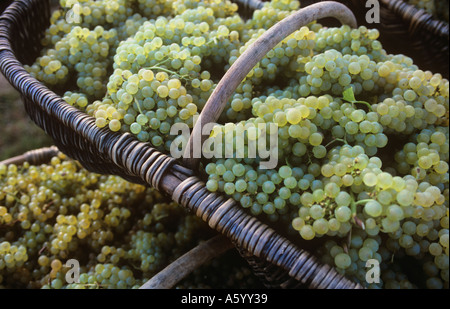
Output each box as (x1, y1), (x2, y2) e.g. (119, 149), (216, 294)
(2, 0), (449, 289)
(0, 152), (263, 289)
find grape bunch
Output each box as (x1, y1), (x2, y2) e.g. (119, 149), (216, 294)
(0, 153), (216, 289)
(22, 0), (449, 289)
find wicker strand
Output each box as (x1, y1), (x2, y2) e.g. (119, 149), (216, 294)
(237, 247), (303, 288)
(378, 0), (448, 76)
(173, 176), (362, 289)
(380, 0), (449, 38)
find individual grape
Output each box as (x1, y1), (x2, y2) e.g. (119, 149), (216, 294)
(386, 205), (404, 221)
(358, 247), (373, 261)
(206, 179), (218, 192)
(313, 218), (329, 234)
(335, 191), (351, 207)
(335, 206), (352, 222)
(292, 217), (305, 231)
(309, 133), (323, 146)
(278, 166), (292, 179)
(310, 204), (324, 220)
(440, 234), (449, 248)
(364, 201), (383, 217)
(363, 173), (377, 187)
(300, 225), (315, 240)
(334, 253), (352, 269)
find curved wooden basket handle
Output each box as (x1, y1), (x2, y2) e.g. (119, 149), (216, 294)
(0, 146), (59, 166)
(139, 234), (234, 289)
(183, 1), (357, 169)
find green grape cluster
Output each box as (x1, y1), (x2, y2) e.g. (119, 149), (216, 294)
(24, 0), (450, 289)
(81, 1), (244, 151)
(218, 25), (316, 123)
(314, 25), (385, 59)
(248, 0), (300, 30)
(134, 0), (177, 19)
(26, 25), (118, 100)
(0, 154), (211, 289)
(27, 0), (313, 150)
(315, 230), (421, 289)
(61, 209), (205, 289)
(84, 4), (244, 149)
(58, 0), (133, 29)
(202, 3), (448, 289)
(172, 0), (239, 17)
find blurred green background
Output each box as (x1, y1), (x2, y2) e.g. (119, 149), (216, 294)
(0, 75), (53, 161)
(0, 0), (57, 161)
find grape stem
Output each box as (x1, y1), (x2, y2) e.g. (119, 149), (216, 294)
(350, 197), (374, 214)
(350, 197), (357, 218)
(134, 98), (144, 115)
(6, 192), (20, 203)
(324, 138), (347, 148)
(342, 87), (373, 111)
(155, 58), (171, 66)
(353, 199), (375, 206)
(350, 194), (372, 229)
(38, 245), (48, 255)
(345, 229), (351, 253)
(144, 58), (189, 80)
(146, 66), (186, 79)
(206, 37), (218, 46)
(352, 101), (373, 111)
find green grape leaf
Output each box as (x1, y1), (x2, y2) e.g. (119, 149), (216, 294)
(342, 87), (373, 111)
(342, 87), (356, 103)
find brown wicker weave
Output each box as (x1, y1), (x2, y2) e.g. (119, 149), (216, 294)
(377, 0), (449, 78)
(0, 146), (59, 166)
(0, 0), (363, 289)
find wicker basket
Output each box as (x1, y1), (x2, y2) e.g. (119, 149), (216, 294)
(302, 0), (449, 78)
(0, 0), (364, 289)
(0, 147), (241, 289)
